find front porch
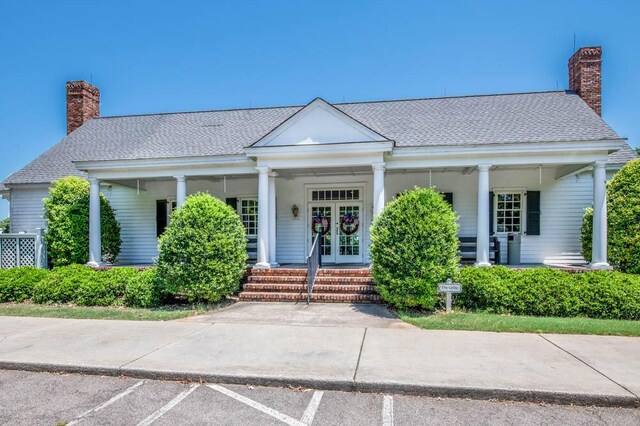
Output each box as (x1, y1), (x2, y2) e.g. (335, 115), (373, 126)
(87, 161), (608, 270)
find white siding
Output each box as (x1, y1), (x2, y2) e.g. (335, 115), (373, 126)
(8, 187), (48, 233)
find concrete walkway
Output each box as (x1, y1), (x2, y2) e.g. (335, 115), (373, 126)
(180, 301), (412, 328)
(0, 309), (639, 407)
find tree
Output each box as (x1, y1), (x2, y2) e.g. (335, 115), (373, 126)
(370, 187), (459, 309)
(157, 193), (247, 302)
(581, 159), (640, 273)
(43, 176), (121, 266)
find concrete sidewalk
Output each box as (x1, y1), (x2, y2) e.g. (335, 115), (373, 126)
(0, 313), (638, 407)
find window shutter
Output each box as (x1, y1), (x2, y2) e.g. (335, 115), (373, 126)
(526, 191), (541, 235)
(225, 197), (238, 211)
(489, 191), (494, 235)
(156, 200), (167, 238)
(443, 192), (454, 207)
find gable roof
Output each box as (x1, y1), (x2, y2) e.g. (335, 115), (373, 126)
(608, 142), (639, 164)
(251, 98), (389, 147)
(3, 90), (623, 185)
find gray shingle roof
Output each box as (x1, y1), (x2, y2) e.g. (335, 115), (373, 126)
(3, 91), (624, 185)
(608, 142), (639, 164)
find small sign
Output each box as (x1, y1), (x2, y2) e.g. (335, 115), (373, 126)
(438, 279), (462, 313)
(438, 282), (462, 293)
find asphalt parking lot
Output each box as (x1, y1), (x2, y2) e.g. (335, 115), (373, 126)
(0, 370), (638, 425)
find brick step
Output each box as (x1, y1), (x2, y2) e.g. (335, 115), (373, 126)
(238, 292), (381, 303)
(316, 268), (371, 277)
(242, 283), (376, 294)
(249, 268), (307, 277)
(314, 276), (373, 285)
(248, 275), (308, 284)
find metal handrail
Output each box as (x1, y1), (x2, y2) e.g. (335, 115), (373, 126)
(306, 233), (323, 304)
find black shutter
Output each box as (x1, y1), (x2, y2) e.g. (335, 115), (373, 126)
(526, 191), (541, 235)
(225, 197), (238, 211)
(156, 200), (167, 238)
(489, 191), (494, 235)
(443, 192), (454, 207)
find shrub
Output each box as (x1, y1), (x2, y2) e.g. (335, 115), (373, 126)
(76, 267), (138, 306)
(32, 264), (96, 304)
(457, 266), (640, 320)
(157, 193), (247, 303)
(125, 268), (161, 308)
(0, 217), (9, 233)
(370, 187), (459, 310)
(581, 159), (640, 273)
(0, 267), (50, 302)
(44, 176), (122, 266)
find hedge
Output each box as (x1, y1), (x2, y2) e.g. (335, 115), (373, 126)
(0, 266), (160, 308)
(157, 193), (247, 303)
(456, 266), (640, 320)
(370, 187), (459, 310)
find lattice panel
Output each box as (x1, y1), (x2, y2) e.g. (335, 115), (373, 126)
(0, 238), (17, 269)
(19, 238), (36, 266)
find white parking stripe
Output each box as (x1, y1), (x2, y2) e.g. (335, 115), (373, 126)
(382, 395), (394, 426)
(207, 384), (305, 426)
(300, 391), (324, 425)
(68, 380), (145, 425)
(136, 383), (199, 426)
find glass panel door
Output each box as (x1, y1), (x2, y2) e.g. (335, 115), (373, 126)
(310, 204), (335, 263)
(336, 203), (363, 263)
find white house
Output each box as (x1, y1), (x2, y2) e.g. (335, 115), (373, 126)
(1, 46), (637, 270)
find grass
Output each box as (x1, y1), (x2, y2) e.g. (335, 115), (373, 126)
(0, 301), (234, 321)
(397, 311), (640, 337)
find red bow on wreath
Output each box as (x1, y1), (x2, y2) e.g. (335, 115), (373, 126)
(340, 213), (360, 235)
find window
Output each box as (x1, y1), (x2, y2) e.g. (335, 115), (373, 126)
(495, 192), (523, 233)
(240, 199), (258, 236)
(311, 189), (360, 201)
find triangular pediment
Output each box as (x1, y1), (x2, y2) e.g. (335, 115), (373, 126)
(251, 98), (388, 147)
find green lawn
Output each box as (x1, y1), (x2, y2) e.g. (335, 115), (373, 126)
(398, 311), (640, 337)
(0, 301), (233, 321)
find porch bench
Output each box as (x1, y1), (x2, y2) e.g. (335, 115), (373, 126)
(458, 236), (501, 265)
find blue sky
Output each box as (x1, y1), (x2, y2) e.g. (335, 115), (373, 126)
(1, 0), (639, 219)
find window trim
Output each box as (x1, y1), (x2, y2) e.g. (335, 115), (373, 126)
(493, 189), (527, 235)
(238, 197), (259, 237)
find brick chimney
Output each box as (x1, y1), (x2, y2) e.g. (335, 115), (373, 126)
(66, 81), (100, 134)
(568, 46), (602, 116)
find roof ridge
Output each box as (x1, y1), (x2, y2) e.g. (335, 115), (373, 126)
(96, 90), (570, 120)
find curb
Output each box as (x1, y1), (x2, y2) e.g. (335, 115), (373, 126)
(0, 361), (637, 409)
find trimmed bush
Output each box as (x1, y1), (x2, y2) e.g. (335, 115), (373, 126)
(0, 267), (50, 302)
(125, 268), (161, 308)
(0, 217), (9, 233)
(457, 266), (640, 320)
(581, 159), (640, 273)
(157, 193), (247, 303)
(32, 264), (95, 304)
(370, 187), (459, 310)
(44, 176), (122, 266)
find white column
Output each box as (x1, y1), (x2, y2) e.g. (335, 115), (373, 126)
(256, 166), (270, 268)
(268, 172), (278, 266)
(87, 177), (102, 267)
(590, 161), (611, 269)
(475, 164), (491, 267)
(372, 162), (386, 219)
(175, 175), (187, 207)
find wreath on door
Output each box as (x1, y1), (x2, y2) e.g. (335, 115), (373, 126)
(311, 215), (331, 235)
(340, 213), (360, 236)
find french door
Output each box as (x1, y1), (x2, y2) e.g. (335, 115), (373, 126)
(309, 202), (363, 264)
